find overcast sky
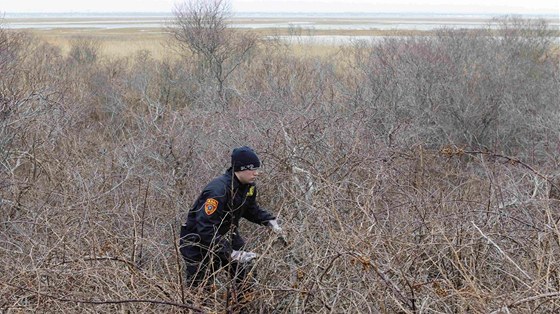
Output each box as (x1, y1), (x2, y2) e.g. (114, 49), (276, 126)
(1, 0), (558, 15)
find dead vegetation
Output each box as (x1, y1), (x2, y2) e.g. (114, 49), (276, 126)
(1, 4), (559, 313)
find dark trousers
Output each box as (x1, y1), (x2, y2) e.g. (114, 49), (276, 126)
(184, 252), (245, 285)
(183, 248), (255, 299)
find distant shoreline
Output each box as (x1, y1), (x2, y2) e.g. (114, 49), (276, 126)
(3, 12), (559, 31)
(4, 11), (558, 60)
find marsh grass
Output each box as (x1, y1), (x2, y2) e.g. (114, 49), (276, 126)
(24, 25), (431, 60)
(27, 28), (173, 59)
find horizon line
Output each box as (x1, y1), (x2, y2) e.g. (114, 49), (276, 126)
(3, 11), (557, 16)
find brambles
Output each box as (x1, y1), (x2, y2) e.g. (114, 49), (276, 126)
(0, 13), (559, 313)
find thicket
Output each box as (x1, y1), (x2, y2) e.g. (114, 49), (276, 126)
(1, 9), (559, 313)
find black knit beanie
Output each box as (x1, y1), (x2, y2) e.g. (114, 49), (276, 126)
(231, 146), (260, 171)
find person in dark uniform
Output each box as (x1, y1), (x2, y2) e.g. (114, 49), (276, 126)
(179, 146), (283, 294)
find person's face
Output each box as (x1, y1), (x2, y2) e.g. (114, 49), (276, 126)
(235, 168), (259, 184)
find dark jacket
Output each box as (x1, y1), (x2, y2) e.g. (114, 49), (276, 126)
(180, 168), (275, 262)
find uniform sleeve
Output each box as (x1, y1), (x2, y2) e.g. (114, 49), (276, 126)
(195, 190), (232, 259)
(242, 185), (276, 225)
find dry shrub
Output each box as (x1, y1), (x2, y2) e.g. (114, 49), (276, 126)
(1, 15), (559, 313)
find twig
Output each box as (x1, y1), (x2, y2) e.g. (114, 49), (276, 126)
(171, 224), (186, 304)
(2, 282), (204, 313)
(472, 221), (532, 281)
(56, 256), (173, 300)
(447, 148), (559, 193)
(509, 291), (560, 307)
(365, 254), (413, 311)
(489, 292), (560, 314)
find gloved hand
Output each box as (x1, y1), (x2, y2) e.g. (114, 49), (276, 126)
(231, 250), (258, 263)
(268, 219), (288, 246)
(267, 219), (283, 234)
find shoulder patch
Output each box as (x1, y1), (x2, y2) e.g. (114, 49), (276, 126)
(204, 198), (219, 215)
(247, 186), (255, 197)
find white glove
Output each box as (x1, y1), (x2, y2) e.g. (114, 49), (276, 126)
(268, 219), (288, 246)
(268, 219), (283, 234)
(231, 250), (257, 263)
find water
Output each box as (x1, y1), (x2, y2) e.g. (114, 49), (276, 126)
(231, 21), (500, 31)
(267, 35), (405, 45)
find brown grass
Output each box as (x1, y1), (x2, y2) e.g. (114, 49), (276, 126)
(14, 14), (531, 60)
(26, 28), (173, 59)
(21, 25), (430, 60)
(23, 27), (327, 59)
